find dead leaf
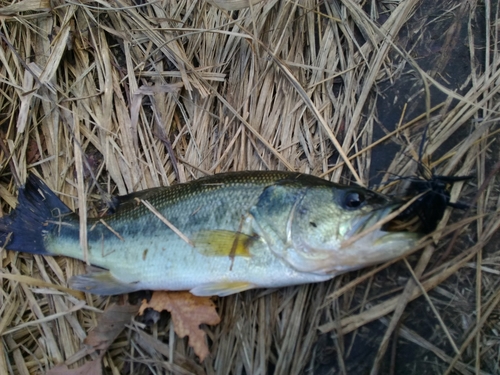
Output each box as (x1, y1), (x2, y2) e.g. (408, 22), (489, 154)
(47, 355), (103, 375)
(84, 303), (139, 351)
(139, 291), (221, 361)
(47, 303), (138, 374)
(26, 137), (40, 164)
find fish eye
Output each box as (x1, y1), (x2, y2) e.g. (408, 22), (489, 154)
(343, 191), (365, 209)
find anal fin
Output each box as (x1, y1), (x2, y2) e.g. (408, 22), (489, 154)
(190, 281), (255, 297)
(69, 269), (140, 295)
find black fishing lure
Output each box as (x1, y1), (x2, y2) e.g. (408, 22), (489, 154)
(387, 128), (471, 234)
(394, 170), (471, 234)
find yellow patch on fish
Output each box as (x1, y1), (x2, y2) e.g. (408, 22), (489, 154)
(190, 281), (255, 296)
(193, 230), (256, 257)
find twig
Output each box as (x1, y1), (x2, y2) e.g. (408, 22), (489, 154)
(138, 198), (193, 247)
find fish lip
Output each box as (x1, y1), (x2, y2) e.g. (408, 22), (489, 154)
(356, 202), (423, 247)
(340, 203), (422, 267)
(372, 230), (421, 246)
(346, 204), (398, 238)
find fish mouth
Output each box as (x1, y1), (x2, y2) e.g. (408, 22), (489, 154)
(331, 203), (422, 272)
(343, 203), (422, 250)
(287, 202), (422, 276)
(351, 196), (428, 236)
(345, 204), (397, 239)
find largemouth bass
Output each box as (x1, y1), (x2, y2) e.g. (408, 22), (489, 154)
(0, 171), (421, 296)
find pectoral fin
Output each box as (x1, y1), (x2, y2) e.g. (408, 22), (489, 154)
(190, 281), (255, 297)
(69, 270), (140, 295)
(193, 230), (256, 257)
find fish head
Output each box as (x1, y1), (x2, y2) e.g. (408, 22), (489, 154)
(254, 182), (421, 275)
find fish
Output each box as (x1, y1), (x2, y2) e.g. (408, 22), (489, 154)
(0, 171), (421, 297)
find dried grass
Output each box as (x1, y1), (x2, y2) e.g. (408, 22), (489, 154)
(0, 0), (499, 374)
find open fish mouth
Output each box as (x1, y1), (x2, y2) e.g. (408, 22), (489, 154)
(341, 202), (422, 254)
(357, 193), (436, 236)
(346, 203), (407, 240)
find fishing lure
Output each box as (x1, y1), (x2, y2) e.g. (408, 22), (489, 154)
(389, 127), (471, 234)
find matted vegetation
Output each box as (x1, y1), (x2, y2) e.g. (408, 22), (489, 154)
(0, 0), (499, 374)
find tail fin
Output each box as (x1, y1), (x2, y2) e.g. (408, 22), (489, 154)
(0, 174), (72, 254)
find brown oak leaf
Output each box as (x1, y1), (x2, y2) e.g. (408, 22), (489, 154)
(48, 303), (138, 374)
(47, 355), (103, 375)
(139, 291), (221, 361)
(84, 303), (139, 351)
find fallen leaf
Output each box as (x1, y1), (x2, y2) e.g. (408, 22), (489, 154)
(26, 137), (40, 164)
(139, 291), (221, 361)
(47, 303), (138, 374)
(84, 303), (139, 351)
(47, 355), (103, 375)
